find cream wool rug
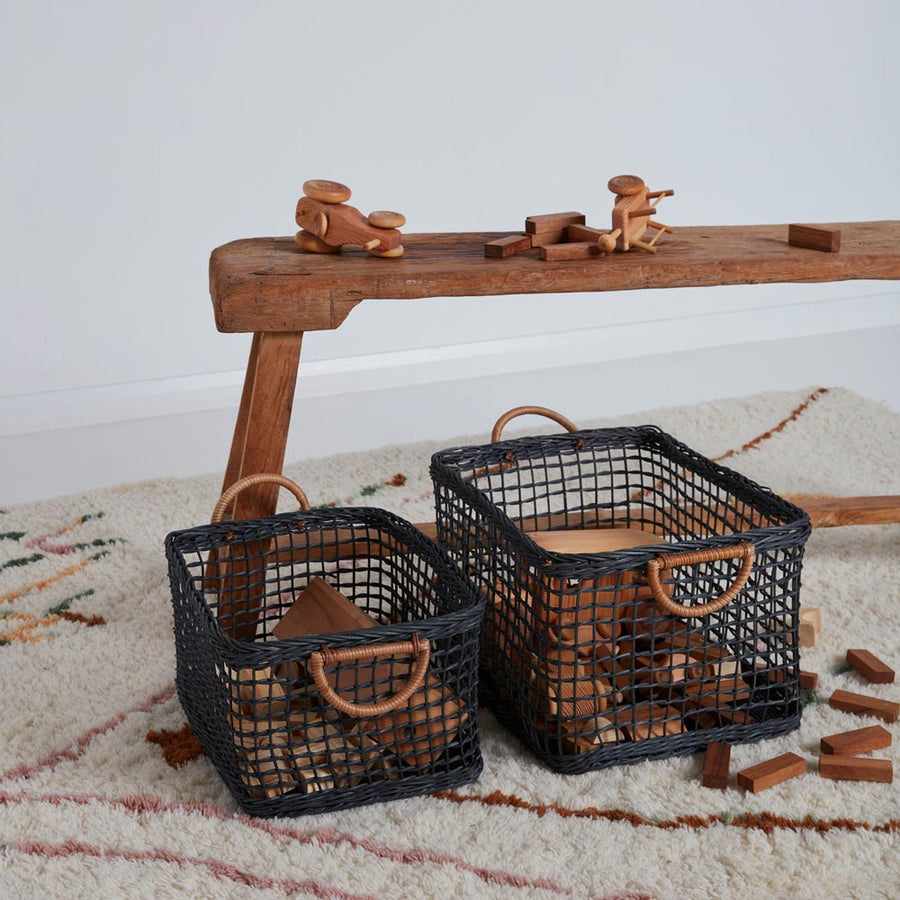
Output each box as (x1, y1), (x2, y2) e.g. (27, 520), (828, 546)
(1, 387), (899, 900)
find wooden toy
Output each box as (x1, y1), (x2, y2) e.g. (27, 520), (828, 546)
(529, 228), (569, 248)
(484, 234), (532, 258)
(526, 527), (662, 555)
(829, 688), (900, 723)
(800, 670), (819, 690)
(294, 180), (405, 258)
(610, 703), (686, 740)
(799, 622), (817, 648)
(702, 742), (731, 789)
(540, 241), (602, 261)
(819, 754), (892, 783)
(602, 175), (674, 254)
(798, 607), (821, 647)
(525, 212), (586, 234)
(736, 752), (807, 792)
(273, 577), (377, 639)
(846, 649), (895, 684)
(789, 223), (841, 252)
(820, 724), (892, 756)
(244, 732), (297, 798)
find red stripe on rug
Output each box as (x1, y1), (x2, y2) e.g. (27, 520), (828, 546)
(14, 838), (372, 900)
(0, 790), (591, 897)
(0, 684), (176, 783)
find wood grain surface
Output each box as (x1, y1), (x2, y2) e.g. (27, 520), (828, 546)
(209, 221), (900, 333)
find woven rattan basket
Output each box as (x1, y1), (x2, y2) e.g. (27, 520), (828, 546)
(165, 474), (484, 816)
(430, 407), (811, 774)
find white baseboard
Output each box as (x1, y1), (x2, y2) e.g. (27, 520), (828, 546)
(3, 290), (899, 438)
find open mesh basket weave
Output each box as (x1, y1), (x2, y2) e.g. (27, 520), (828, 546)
(165, 475), (484, 816)
(430, 408), (811, 774)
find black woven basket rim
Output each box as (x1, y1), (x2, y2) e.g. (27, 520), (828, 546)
(165, 506), (485, 658)
(430, 424), (811, 573)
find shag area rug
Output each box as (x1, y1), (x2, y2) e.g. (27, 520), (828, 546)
(1, 387), (899, 900)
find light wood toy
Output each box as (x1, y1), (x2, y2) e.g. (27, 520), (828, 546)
(484, 174), (674, 261)
(294, 179), (406, 258)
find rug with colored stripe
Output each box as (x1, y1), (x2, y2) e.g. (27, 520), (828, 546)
(1, 387), (899, 900)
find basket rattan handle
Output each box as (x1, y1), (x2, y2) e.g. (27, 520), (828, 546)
(307, 636), (431, 717)
(491, 406), (579, 443)
(211, 473), (311, 524)
(645, 542), (755, 618)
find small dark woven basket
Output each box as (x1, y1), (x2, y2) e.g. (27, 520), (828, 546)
(430, 411), (811, 774)
(165, 478), (483, 817)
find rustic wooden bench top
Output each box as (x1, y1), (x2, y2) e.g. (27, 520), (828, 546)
(210, 221), (900, 333)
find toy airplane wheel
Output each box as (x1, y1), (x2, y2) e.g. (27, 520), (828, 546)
(303, 179), (352, 204)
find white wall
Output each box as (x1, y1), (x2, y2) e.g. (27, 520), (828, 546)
(1, 1), (899, 500)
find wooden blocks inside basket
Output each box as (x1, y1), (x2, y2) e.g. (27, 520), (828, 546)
(222, 575), (468, 799)
(294, 180), (406, 258)
(483, 175), (674, 261)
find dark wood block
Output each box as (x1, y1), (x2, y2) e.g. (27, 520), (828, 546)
(819, 754), (892, 783)
(525, 212), (586, 235)
(820, 724), (892, 756)
(737, 752), (807, 793)
(539, 241), (602, 261)
(484, 234), (532, 258)
(846, 649), (895, 684)
(701, 742), (731, 789)
(800, 670), (819, 690)
(529, 228), (567, 247)
(788, 223), (841, 252)
(829, 689), (900, 723)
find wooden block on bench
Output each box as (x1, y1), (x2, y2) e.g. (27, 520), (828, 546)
(846, 649), (895, 684)
(820, 724), (892, 756)
(829, 689), (900, 723)
(701, 741), (731, 789)
(539, 241), (603, 262)
(737, 752), (807, 792)
(484, 234), (533, 258)
(525, 212), (586, 234)
(788, 224), (841, 252)
(819, 754), (892, 783)
(530, 228), (568, 247)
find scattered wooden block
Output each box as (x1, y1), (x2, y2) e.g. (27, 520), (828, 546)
(799, 622), (817, 648)
(847, 649), (895, 684)
(529, 228), (568, 247)
(702, 742), (731, 789)
(484, 234), (533, 258)
(829, 689), (900, 723)
(820, 724), (892, 756)
(799, 607), (821, 634)
(819, 754), (892, 783)
(565, 223), (608, 243)
(736, 752), (807, 792)
(788, 223), (841, 253)
(539, 241), (602, 261)
(800, 670), (819, 690)
(525, 212), (586, 235)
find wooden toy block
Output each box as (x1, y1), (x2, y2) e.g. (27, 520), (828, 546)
(829, 688), (900, 723)
(610, 703), (685, 741)
(525, 212), (586, 235)
(526, 527), (662, 555)
(559, 715), (623, 753)
(539, 241), (603, 261)
(702, 741), (731, 789)
(820, 724), (892, 756)
(799, 607), (821, 634)
(798, 621), (817, 647)
(788, 223), (841, 252)
(484, 234), (533, 258)
(736, 752), (807, 792)
(295, 196), (402, 251)
(274, 577), (377, 639)
(244, 733), (298, 798)
(529, 228), (568, 247)
(847, 649), (895, 684)
(565, 223), (609, 243)
(227, 665), (287, 718)
(819, 754), (892, 783)
(800, 670), (819, 690)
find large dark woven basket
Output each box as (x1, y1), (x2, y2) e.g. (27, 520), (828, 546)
(165, 479), (484, 817)
(430, 413), (811, 774)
